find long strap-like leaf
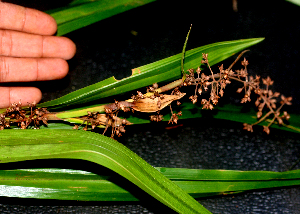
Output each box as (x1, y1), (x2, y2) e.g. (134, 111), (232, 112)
(1, 168), (300, 201)
(47, 0), (156, 36)
(0, 130), (211, 214)
(39, 38), (264, 109)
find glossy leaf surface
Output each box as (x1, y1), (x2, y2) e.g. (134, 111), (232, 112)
(0, 130), (210, 214)
(47, 0), (156, 36)
(0, 168), (299, 201)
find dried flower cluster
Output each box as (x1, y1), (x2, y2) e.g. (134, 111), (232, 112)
(240, 75), (292, 134)
(150, 112), (164, 122)
(73, 101), (132, 138)
(168, 110), (182, 124)
(103, 101), (132, 137)
(181, 51), (292, 134)
(96, 51), (292, 135)
(0, 102), (49, 130)
(184, 53), (235, 109)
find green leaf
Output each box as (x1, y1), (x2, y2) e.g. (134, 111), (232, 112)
(39, 38), (264, 109)
(120, 102), (300, 134)
(156, 167), (300, 180)
(46, 0), (156, 36)
(55, 104), (106, 119)
(179, 103), (300, 134)
(0, 130), (211, 214)
(212, 104), (300, 134)
(286, 0), (300, 7)
(1, 168), (299, 201)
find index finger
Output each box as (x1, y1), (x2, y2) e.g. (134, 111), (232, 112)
(0, 2), (57, 35)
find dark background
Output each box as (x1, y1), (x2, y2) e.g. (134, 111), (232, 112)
(1, 0), (300, 213)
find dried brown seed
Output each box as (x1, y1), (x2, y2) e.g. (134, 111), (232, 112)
(73, 125), (79, 130)
(263, 126), (270, 134)
(257, 111), (262, 119)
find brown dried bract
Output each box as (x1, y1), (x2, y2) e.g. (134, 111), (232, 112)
(132, 93), (186, 112)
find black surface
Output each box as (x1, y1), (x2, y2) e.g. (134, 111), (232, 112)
(1, 0), (300, 213)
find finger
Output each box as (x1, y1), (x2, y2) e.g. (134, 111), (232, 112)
(0, 57), (69, 82)
(0, 86), (42, 108)
(0, 30), (76, 60)
(0, 2), (57, 35)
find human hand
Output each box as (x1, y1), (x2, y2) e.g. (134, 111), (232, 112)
(0, 2), (76, 108)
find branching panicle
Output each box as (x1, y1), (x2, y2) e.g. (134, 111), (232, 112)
(0, 102), (49, 130)
(180, 52), (292, 134)
(73, 100), (132, 138)
(115, 51), (292, 134)
(1, 52), (291, 136)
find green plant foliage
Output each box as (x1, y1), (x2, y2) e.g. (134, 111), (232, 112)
(46, 0), (156, 36)
(39, 38), (264, 109)
(286, 0), (300, 6)
(0, 129), (211, 214)
(0, 0), (297, 212)
(163, 103), (300, 134)
(1, 168), (299, 201)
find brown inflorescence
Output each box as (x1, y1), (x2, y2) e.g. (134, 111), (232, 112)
(0, 101), (49, 130)
(181, 51), (292, 134)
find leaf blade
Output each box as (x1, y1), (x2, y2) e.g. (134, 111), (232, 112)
(1, 168), (299, 201)
(39, 38), (264, 109)
(0, 130), (211, 214)
(47, 0), (156, 36)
